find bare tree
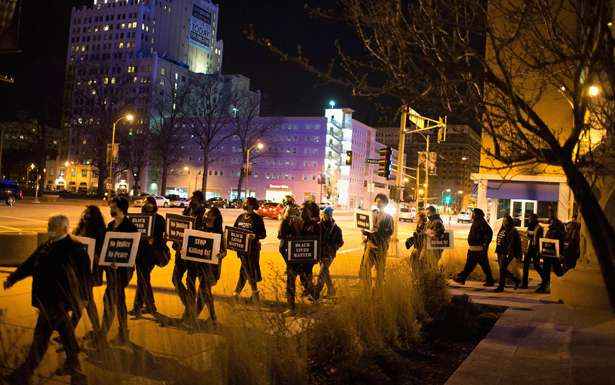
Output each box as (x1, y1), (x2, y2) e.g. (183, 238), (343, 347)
(118, 126), (149, 196)
(186, 74), (233, 193)
(149, 77), (192, 195)
(248, 0), (615, 307)
(230, 90), (274, 200)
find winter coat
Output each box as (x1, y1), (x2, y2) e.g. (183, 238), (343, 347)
(365, 211), (393, 253)
(495, 226), (522, 260)
(467, 216), (493, 251)
(320, 219), (344, 259)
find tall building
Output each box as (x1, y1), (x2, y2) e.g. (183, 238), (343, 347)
(167, 108), (395, 209)
(376, 124), (480, 208)
(63, 0), (223, 188)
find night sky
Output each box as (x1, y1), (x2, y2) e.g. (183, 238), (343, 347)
(0, 0), (383, 126)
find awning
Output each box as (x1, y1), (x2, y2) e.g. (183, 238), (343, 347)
(486, 181), (559, 201)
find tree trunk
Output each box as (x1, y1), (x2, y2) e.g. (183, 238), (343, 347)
(561, 159), (615, 310)
(97, 163), (106, 196)
(201, 149), (209, 193)
(237, 168), (245, 201)
(160, 160), (169, 196)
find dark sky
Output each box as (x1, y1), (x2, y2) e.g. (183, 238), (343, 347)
(0, 0), (381, 126)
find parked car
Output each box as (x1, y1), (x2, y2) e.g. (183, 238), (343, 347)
(457, 210), (472, 223)
(206, 197), (226, 208)
(133, 194), (170, 208)
(166, 194), (189, 208)
(226, 199), (243, 208)
(0, 180), (23, 200)
(257, 202), (285, 220)
(399, 206), (417, 222)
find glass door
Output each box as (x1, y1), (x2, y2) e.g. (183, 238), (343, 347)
(511, 199), (537, 227)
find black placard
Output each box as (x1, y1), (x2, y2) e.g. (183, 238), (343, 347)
(127, 214), (153, 237)
(288, 237), (319, 262)
(166, 214), (195, 243)
(355, 211), (372, 230)
(427, 231), (454, 250)
(225, 226), (253, 253)
(99, 232), (140, 267)
(539, 238), (559, 258)
(181, 229), (221, 265)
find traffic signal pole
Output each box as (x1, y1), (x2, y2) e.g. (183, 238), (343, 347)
(424, 134), (430, 209)
(390, 107), (408, 258)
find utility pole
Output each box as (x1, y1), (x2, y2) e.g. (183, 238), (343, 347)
(388, 107), (408, 258)
(424, 134), (430, 209)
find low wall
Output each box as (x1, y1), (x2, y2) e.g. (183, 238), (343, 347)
(0, 232), (48, 267)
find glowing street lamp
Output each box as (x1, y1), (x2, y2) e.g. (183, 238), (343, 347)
(108, 113), (136, 190)
(328, 100), (336, 108)
(587, 84), (601, 98)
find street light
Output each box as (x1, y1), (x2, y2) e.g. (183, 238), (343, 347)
(328, 100), (336, 108)
(244, 142), (264, 197)
(587, 84), (601, 98)
(461, 156), (468, 161)
(108, 113), (136, 191)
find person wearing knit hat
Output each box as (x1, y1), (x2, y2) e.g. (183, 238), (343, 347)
(315, 206), (343, 299)
(453, 207), (496, 286)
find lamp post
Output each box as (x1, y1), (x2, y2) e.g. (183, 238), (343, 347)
(244, 142), (264, 198)
(108, 113), (135, 192)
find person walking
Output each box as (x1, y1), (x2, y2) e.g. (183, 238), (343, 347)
(101, 196), (138, 344)
(187, 207), (226, 325)
(232, 197), (267, 301)
(535, 215), (566, 293)
(453, 208), (495, 286)
(71, 205), (106, 344)
(563, 215), (581, 270)
(423, 206), (446, 264)
(315, 206), (343, 299)
(494, 215), (522, 292)
(525, 213), (544, 289)
(130, 196), (165, 318)
(3, 215), (90, 385)
(405, 211), (426, 261)
(172, 191), (206, 319)
(359, 194), (394, 290)
(279, 202), (320, 312)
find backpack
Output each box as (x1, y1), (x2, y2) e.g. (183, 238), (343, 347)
(153, 244), (171, 267)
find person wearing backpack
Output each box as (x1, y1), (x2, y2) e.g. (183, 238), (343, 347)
(315, 206), (343, 299)
(130, 196), (166, 318)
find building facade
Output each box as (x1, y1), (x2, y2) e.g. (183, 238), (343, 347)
(166, 108), (395, 209)
(376, 123), (480, 209)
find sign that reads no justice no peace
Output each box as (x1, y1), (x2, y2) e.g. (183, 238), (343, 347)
(166, 214), (196, 243)
(99, 232), (141, 267)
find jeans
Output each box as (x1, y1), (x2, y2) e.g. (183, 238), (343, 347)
(315, 257), (335, 297)
(133, 262), (156, 312)
(359, 246), (386, 289)
(70, 286), (101, 333)
(286, 263), (314, 309)
(497, 252), (519, 288)
(172, 258), (191, 307)
(457, 250), (494, 283)
(12, 306), (80, 381)
(101, 272), (129, 339)
(540, 257), (564, 287)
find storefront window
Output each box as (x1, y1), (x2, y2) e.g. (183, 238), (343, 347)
(537, 201), (558, 221)
(497, 199), (510, 219)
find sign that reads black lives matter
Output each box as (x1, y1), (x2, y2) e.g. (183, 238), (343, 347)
(355, 210), (372, 231)
(427, 231), (454, 250)
(225, 226), (254, 253)
(539, 238), (560, 259)
(180, 229), (222, 265)
(127, 214), (153, 237)
(166, 214), (195, 243)
(99, 232), (141, 267)
(288, 237), (319, 262)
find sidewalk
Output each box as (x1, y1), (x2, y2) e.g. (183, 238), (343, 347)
(446, 281), (615, 385)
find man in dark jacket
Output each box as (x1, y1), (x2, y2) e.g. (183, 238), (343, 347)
(453, 208), (495, 286)
(359, 194), (394, 290)
(101, 196), (139, 344)
(315, 206), (343, 298)
(563, 215), (581, 270)
(423, 206), (446, 263)
(535, 215), (566, 293)
(3, 215), (89, 385)
(524, 213), (544, 288)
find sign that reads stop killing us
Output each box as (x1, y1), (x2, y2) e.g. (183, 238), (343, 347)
(288, 237), (319, 262)
(166, 214), (195, 243)
(181, 229), (222, 265)
(127, 214), (153, 237)
(99, 232), (141, 267)
(225, 226), (254, 253)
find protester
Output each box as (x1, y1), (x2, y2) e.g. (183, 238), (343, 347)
(494, 215), (522, 292)
(130, 196), (166, 318)
(405, 211), (426, 260)
(359, 194), (393, 290)
(315, 206), (343, 298)
(563, 215), (581, 270)
(71, 205), (106, 343)
(101, 196), (138, 344)
(3, 215), (89, 385)
(535, 214), (566, 293)
(454, 208), (495, 286)
(232, 197), (267, 301)
(525, 213), (544, 288)
(187, 207), (226, 325)
(173, 190), (206, 319)
(423, 206), (446, 263)
(279, 202), (320, 312)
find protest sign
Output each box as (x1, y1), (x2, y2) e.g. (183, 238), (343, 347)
(166, 214), (195, 243)
(127, 214), (153, 237)
(99, 231), (140, 267)
(355, 210), (372, 231)
(180, 229), (222, 265)
(225, 226), (254, 253)
(73, 235), (96, 269)
(427, 231), (454, 250)
(539, 238), (560, 258)
(288, 237), (319, 262)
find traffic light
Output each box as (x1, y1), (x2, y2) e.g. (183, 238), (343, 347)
(443, 194), (452, 205)
(346, 150), (353, 166)
(378, 146), (392, 179)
